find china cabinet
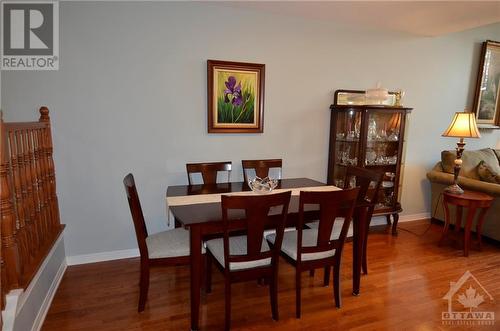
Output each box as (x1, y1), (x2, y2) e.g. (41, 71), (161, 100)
(327, 89), (412, 235)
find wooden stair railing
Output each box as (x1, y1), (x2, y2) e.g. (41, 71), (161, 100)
(0, 107), (64, 318)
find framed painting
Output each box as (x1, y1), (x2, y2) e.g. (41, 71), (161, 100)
(207, 60), (265, 133)
(473, 40), (500, 126)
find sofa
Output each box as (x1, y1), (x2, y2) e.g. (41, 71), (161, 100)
(426, 148), (500, 242)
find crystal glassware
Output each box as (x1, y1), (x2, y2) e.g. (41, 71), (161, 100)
(248, 176), (278, 194)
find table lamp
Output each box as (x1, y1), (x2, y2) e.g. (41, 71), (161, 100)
(442, 111), (481, 194)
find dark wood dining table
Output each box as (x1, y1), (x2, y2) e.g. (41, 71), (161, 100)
(167, 178), (367, 331)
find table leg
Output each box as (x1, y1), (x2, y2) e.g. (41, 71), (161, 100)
(439, 200), (451, 246)
(189, 226), (202, 331)
(476, 208), (488, 251)
(463, 207), (476, 257)
(352, 208), (366, 296)
(391, 213), (399, 235)
(454, 206), (463, 233)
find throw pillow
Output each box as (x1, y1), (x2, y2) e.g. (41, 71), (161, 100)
(442, 148), (500, 180)
(477, 160), (500, 184)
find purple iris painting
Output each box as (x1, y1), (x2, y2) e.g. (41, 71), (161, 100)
(217, 74), (255, 124)
(224, 76), (243, 107)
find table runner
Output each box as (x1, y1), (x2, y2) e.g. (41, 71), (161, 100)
(166, 185), (340, 207)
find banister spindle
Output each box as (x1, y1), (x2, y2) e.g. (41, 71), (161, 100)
(22, 130), (38, 251)
(26, 130), (41, 249)
(9, 131), (28, 268)
(40, 127), (53, 234)
(0, 113), (20, 288)
(34, 129), (48, 245)
(39, 107), (60, 230)
(17, 130), (35, 260)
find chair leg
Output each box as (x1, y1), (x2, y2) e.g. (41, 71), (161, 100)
(323, 266), (330, 287)
(295, 269), (301, 319)
(309, 269), (315, 277)
(224, 278), (231, 331)
(361, 242), (368, 275)
(362, 253), (368, 275)
(333, 262), (341, 308)
(206, 253), (212, 294)
(362, 217), (371, 274)
(270, 274), (279, 321)
(138, 261), (150, 312)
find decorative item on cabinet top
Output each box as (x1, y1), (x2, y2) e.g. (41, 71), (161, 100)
(328, 89), (412, 235)
(335, 86), (407, 107)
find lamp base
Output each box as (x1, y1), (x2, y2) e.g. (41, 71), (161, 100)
(444, 183), (464, 195)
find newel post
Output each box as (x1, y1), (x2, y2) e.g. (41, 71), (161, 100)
(0, 111), (20, 289)
(39, 107), (60, 231)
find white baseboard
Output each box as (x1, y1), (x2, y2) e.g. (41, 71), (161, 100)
(2, 290), (23, 331)
(371, 212), (431, 225)
(65, 212), (431, 266)
(32, 260), (67, 331)
(66, 248), (139, 266)
(399, 212), (431, 222)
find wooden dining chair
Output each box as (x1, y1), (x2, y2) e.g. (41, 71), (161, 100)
(123, 173), (192, 312)
(342, 166), (383, 274)
(266, 188), (359, 318)
(308, 166), (383, 277)
(186, 161), (232, 185)
(205, 191), (292, 330)
(241, 159), (282, 183)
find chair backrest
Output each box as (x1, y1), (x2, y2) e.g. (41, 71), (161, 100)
(220, 191), (292, 271)
(123, 173), (149, 259)
(241, 159), (282, 183)
(297, 187), (360, 262)
(343, 166), (383, 205)
(186, 161), (232, 185)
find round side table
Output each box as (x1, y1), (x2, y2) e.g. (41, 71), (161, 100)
(439, 190), (494, 256)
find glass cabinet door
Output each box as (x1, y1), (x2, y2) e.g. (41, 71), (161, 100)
(365, 111), (403, 211)
(332, 109), (362, 188)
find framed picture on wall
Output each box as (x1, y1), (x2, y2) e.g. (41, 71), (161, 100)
(207, 60), (265, 133)
(472, 40), (500, 126)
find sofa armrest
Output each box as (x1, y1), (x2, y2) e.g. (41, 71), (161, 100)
(427, 170), (500, 197)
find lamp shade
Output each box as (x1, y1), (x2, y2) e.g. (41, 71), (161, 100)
(442, 112), (481, 138)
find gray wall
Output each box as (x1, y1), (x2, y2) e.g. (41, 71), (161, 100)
(2, 2), (499, 257)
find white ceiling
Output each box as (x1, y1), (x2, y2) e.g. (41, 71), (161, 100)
(219, 1), (500, 37)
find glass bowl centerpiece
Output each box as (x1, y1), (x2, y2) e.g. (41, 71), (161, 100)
(248, 176), (278, 194)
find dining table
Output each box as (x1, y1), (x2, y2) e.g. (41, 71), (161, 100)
(166, 178), (368, 331)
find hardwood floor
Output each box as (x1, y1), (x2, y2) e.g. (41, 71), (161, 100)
(42, 220), (500, 330)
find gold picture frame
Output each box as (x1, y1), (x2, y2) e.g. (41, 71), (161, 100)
(472, 40), (500, 126)
(207, 60), (265, 133)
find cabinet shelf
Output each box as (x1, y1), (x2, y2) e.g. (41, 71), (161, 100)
(367, 140), (399, 143)
(364, 163), (397, 167)
(336, 139), (360, 143)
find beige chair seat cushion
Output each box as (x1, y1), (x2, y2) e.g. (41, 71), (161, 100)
(306, 219), (353, 239)
(266, 229), (336, 261)
(206, 235), (271, 271)
(146, 228), (199, 259)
